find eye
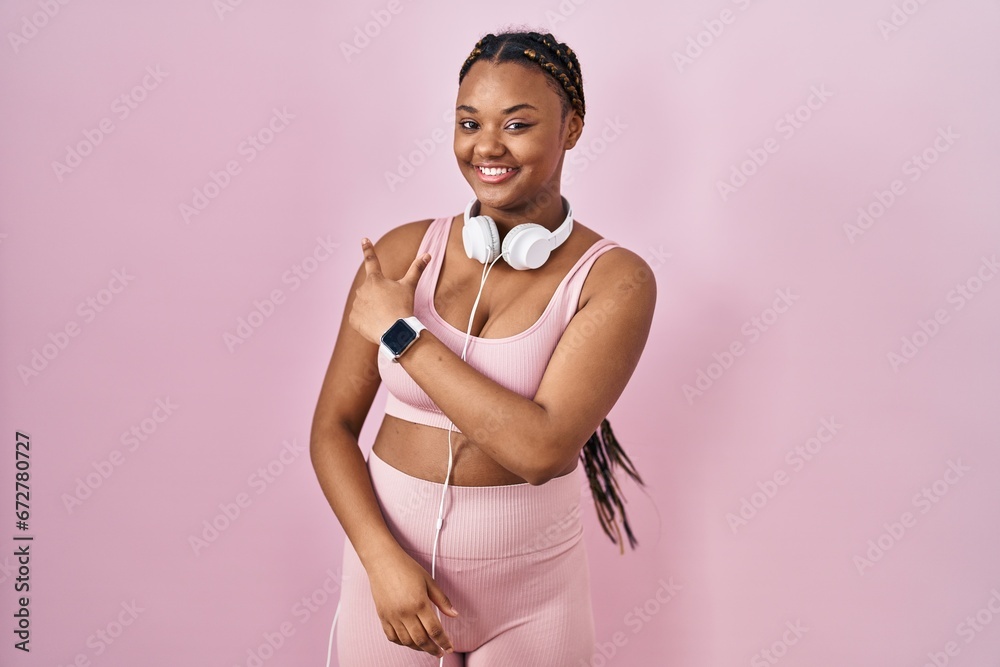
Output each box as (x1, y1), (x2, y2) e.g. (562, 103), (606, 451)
(457, 120), (532, 131)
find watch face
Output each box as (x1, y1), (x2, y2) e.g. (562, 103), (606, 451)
(382, 320), (416, 355)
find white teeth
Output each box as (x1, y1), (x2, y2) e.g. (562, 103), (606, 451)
(478, 166), (514, 176)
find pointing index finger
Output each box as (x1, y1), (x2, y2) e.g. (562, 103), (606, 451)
(361, 237), (382, 276)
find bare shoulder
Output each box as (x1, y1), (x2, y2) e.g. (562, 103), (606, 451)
(581, 239), (657, 310)
(370, 217), (437, 280)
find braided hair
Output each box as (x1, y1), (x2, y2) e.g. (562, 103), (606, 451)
(459, 30), (645, 554)
(458, 29), (586, 125)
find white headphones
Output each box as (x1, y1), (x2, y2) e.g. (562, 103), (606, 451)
(326, 197), (574, 667)
(462, 195), (574, 269)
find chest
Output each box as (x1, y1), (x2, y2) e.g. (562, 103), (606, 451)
(437, 280), (552, 340)
(427, 245), (593, 340)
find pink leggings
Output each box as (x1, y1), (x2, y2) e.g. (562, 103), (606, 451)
(335, 447), (596, 666)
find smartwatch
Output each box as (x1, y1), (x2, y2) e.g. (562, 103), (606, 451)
(379, 316), (427, 363)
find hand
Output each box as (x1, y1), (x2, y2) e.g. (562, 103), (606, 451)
(349, 237), (431, 345)
(365, 547), (460, 657)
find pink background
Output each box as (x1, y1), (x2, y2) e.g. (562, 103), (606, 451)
(2, 1), (1000, 665)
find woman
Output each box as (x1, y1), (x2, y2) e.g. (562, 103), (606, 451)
(311, 29), (656, 665)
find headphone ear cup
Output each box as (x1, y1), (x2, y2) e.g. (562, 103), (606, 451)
(502, 223), (552, 270)
(462, 215), (500, 264)
(463, 215), (501, 264)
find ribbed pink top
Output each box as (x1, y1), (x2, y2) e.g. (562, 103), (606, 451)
(377, 214), (620, 432)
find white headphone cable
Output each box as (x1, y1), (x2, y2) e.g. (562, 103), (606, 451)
(431, 252), (501, 666)
(324, 601), (340, 667)
(433, 252), (501, 573)
(326, 251), (502, 667)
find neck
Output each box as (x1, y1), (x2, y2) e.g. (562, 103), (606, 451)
(475, 192), (568, 238)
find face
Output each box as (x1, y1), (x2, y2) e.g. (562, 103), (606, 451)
(454, 59), (583, 219)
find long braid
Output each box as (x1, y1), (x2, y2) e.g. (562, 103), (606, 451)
(458, 30), (644, 552)
(581, 418), (645, 554)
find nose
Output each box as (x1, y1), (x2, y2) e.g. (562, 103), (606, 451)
(474, 128), (506, 160)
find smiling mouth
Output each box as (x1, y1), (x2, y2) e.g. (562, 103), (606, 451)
(476, 165), (518, 176)
(473, 164), (520, 183)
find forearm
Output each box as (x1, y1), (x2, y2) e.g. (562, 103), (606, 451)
(395, 328), (555, 484)
(309, 425), (406, 570)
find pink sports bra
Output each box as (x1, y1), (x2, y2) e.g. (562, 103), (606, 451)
(377, 214), (621, 432)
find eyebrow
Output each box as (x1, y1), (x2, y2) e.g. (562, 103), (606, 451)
(455, 103), (539, 115)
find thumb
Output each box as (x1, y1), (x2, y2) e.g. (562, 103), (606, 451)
(401, 252), (431, 287)
(426, 578), (459, 617)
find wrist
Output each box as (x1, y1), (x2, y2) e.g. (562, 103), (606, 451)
(379, 316), (426, 362)
(357, 534), (409, 573)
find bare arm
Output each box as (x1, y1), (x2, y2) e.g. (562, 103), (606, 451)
(309, 250), (406, 568)
(310, 222), (462, 657)
(394, 247), (656, 485)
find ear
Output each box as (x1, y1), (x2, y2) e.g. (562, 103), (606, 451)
(562, 112), (585, 150)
